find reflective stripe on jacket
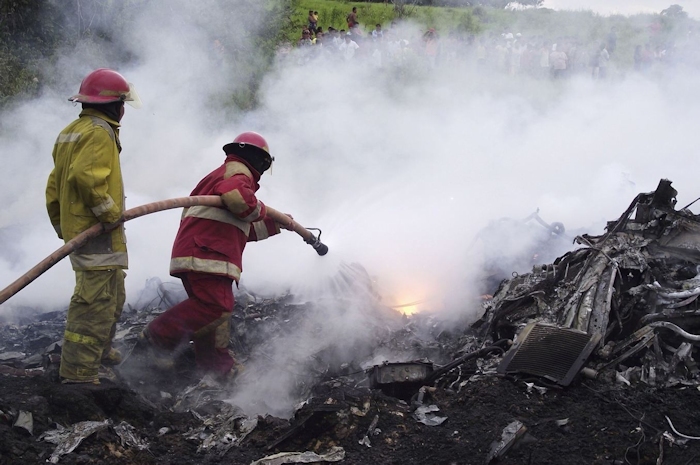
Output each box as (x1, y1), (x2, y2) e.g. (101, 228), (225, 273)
(169, 156), (280, 282)
(46, 108), (127, 270)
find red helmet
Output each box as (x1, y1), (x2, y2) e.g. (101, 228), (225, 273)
(233, 132), (270, 155)
(223, 132), (274, 174)
(68, 68), (142, 108)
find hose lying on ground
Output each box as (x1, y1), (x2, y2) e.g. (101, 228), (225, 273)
(0, 195), (327, 306)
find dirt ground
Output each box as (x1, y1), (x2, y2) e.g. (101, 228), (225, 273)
(2, 360), (699, 465)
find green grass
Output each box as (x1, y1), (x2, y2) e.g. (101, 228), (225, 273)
(287, 1), (485, 40)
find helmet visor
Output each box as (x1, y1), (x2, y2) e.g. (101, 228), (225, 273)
(124, 82), (142, 109)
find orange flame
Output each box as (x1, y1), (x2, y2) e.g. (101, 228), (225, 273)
(389, 297), (428, 316)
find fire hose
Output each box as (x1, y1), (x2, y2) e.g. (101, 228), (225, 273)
(0, 195), (328, 306)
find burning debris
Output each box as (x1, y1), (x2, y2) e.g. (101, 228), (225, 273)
(1, 179), (700, 464)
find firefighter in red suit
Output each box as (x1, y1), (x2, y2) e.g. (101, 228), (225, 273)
(142, 132), (289, 378)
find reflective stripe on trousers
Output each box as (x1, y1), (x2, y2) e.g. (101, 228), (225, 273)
(60, 269), (125, 381)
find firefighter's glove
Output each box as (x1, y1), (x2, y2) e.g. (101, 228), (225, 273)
(278, 213), (295, 231)
(102, 217), (124, 232)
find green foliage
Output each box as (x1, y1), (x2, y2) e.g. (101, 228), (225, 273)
(1, 0), (54, 103)
(0, 0), (698, 110)
(351, 0), (543, 5)
(0, 0), (141, 106)
(422, 7), (437, 28)
(661, 4), (688, 19)
(230, 0), (299, 110)
(0, 48), (39, 105)
(189, 0), (300, 112)
(455, 11), (482, 35)
(0, 0), (297, 111)
(392, 0), (420, 19)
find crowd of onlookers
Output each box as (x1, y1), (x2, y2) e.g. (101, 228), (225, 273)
(281, 7), (699, 78)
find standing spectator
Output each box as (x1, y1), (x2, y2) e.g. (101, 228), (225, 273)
(46, 68), (141, 384)
(589, 44), (600, 78)
(339, 32), (359, 61)
(347, 7), (358, 29)
(577, 47), (590, 75)
(567, 38), (579, 74)
(385, 31), (404, 66)
(641, 43), (654, 72)
(211, 39), (225, 65)
(510, 35), (524, 75)
(539, 41), (550, 78)
(371, 39), (384, 68)
(598, 43), (610, 78)
(424, 28), (440, 68)
(476, 37), (487, 68)
(372, 24), (383, 40)
(633, 45), (643, 71)
(298, 29), (313, 47)
(308, 11), (317, 34)
(549, 47), (568, 78)
(315, 31), (325, 48)
(350, 22), (364, 38)
(607, 26), (617, 55)
(519, 42), (534, 75)
(331, 29), (344, 48)
(495, 40), (508, 72)
(314, 27), (324, 41)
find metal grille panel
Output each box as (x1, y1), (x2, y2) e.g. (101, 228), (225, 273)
(497, 322), (600, 386)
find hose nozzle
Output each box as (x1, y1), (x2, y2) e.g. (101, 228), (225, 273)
(305, 228), (328, 256)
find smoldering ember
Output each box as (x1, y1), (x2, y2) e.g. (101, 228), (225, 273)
(2, 179), (700, 465)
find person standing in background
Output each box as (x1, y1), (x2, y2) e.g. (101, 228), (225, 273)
(598, 43), (610, 78)
(607, 26), (617, 55)
(308, 10), (317, 34)
(347, 7), (358, 29)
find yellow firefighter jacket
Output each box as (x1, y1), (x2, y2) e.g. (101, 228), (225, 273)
(46, 108), (128, 270)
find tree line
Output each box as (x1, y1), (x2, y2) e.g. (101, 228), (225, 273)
(0, 0), (295, 109)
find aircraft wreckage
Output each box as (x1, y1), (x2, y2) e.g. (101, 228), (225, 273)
(1, 178), (700, 464)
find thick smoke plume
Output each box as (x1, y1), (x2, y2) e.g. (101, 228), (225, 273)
(1, 0), (700, 417)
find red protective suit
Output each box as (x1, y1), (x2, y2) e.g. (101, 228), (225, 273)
(147, 155), (280, 375)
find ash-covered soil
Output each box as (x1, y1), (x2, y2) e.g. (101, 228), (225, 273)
(6, 179), (700, 465)
(2, 355), (699, 464)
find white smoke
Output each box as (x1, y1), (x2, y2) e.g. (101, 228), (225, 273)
(1, 0), (700, 417)
(543, 0), (700, 19)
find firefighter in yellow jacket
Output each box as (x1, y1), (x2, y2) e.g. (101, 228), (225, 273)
(46, 68), (141, 384)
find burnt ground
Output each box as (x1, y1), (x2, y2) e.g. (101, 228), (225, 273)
(6, 181), (700, 464)
(1, 355), (700, 465)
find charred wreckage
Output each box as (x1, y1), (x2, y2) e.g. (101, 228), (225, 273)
(1, 179), (700, 464)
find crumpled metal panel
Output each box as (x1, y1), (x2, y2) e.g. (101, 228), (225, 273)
(368, 362), (433, 386)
